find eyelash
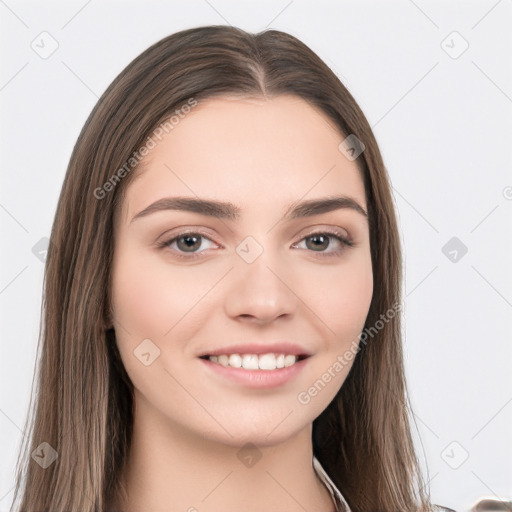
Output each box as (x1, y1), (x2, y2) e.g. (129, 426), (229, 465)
(156, 229), (354, 260)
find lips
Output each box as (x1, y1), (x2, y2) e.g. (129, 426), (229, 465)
(198, 349), (311, 388)
(197, 342), (312, 358)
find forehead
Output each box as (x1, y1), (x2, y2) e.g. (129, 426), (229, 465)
(120, 95), (366, 224)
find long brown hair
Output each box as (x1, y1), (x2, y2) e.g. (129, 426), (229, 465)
(11, 25), (434, 512)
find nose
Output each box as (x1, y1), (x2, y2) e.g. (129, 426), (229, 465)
(223, 247), (299, 326)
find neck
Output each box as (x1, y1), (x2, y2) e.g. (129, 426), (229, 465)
(110, 393), (335, 512)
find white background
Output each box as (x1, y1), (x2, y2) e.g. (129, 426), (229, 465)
(1, 1), (511, 511)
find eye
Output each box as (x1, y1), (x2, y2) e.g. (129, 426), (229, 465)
(292, 230), (354, 257)
(157, 228), (354, 260)
(157, 231), (219, 259)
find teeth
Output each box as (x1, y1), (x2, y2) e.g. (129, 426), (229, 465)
(207, 353), (299, 370)
(229, 354), (242, 368)
(258, 353), (276, 370)
(284, 355), (297, 367)
(242, 354), (259, 370)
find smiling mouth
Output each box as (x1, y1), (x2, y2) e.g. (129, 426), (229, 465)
(199, 353), (310, 370)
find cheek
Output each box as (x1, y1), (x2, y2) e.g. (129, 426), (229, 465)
(110, 250), (212, 409)
(293, 256), (372, 411)
(306, 254), (373, 339)
(111, 256), (167, 337)
(111, 248), (206, 339)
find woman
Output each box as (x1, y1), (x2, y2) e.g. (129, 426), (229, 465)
(11, 25), (452, 512)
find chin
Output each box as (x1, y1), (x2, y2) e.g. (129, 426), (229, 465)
(194, 412), (313, 449)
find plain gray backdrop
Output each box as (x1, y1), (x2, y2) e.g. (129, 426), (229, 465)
(1, 1), (511, 510)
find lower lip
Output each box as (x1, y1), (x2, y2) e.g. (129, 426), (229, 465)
(198, 357), (310, 389)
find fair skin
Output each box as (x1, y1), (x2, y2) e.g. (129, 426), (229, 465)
(109, 95), (373, 512)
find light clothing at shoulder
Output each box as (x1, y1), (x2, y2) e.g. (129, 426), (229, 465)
(312, 456), (457, 512)
(312, 456), (352, 512)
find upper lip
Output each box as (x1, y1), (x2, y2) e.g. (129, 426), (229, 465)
(198, 342), (312, 358)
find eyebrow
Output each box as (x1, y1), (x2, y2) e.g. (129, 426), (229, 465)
(130, 195), (368, 224)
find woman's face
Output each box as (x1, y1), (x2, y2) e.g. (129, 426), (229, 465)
(110, 95), (373, 446)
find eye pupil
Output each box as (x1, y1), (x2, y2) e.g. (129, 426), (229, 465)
(306, 234), (329, 251)
(177, 234), (201, 252)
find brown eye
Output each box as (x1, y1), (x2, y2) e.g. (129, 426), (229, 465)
(158, 231), (218, 258)
(292, 230), (354, 257)
(304, 234), (330, 251)
(176, 234), (203, 252)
